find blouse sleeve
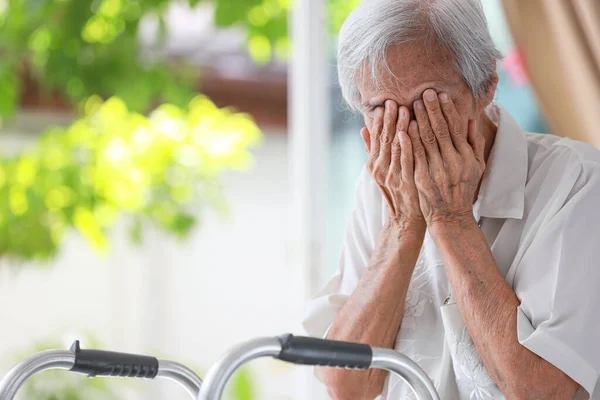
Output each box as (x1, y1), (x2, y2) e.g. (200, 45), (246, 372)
(514, 166), (600, 399)
(302, 167), (382, 338)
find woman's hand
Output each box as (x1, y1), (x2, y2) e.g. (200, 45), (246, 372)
(409, 89), (486, 228)
(361, 100), (424, 230)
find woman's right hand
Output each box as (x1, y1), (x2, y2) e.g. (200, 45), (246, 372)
(361, 100), (425, 230)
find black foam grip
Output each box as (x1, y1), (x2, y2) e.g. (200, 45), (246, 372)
(69, 341), (159, 379)
(277, 334), (372, 369)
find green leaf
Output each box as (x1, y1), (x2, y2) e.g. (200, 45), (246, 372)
(0, 0), (367, 262)
(130, 217), (143, 244)
(0, 95), (260, 261)
(214, 0), (261, 27)
(0, 64), (18, 117)
(172, 213), (195, 236)
(231, 368), (255, 400)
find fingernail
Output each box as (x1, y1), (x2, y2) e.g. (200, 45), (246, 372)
(439, 92), (449, 103)
(414, 100), (424, 110)
(400, 108), (407, 119)
(424, 89), (436, 102)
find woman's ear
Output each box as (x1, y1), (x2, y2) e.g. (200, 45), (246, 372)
(477, 67), (499, 112)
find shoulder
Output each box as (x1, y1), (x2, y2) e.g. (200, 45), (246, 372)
(525, 132), (600, 171)
(524, 132), (600, 201)
(515, 135), (600, 298)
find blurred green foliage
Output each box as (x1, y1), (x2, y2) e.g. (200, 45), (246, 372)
(231, 366), (255, 400)
(0, 95), (261, 260)
(0, 0), (201, 117)
(0, 1), (288, 397)
(216, 0), (361, 63)
(0, 0), (359, 119)
(0, 0), (270, 261)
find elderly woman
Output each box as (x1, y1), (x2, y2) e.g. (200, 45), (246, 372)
(303, 0), (600, 399)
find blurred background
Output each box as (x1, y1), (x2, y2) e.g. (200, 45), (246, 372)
(1, 0), (594, 399)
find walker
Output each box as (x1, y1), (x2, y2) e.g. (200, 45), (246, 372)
(0, 334), (440, 400)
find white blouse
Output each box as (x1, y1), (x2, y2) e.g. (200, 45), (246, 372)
(303, 104), (600, 400)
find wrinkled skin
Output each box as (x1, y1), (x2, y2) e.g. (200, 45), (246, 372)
(358, 41), (498, 226)
(348, 40), (581, 400)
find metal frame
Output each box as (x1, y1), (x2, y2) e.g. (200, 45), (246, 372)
(370, 348), (440, 400)
(0, 337), (439, 400)
(0, 350), (202, 400)
(197, 337), (440, 400)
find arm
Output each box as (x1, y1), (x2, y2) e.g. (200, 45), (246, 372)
(321, 219), (424, 400)
(430, 218), (579, 399)
(410, 89), (580, 399)
(319, 100), (426, 400)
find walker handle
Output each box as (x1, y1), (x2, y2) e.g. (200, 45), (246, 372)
(276, 334), (372, 369)
(197, 335), (440, 400)
(69, 340), (158, 378)
(0, 341), (202, 400)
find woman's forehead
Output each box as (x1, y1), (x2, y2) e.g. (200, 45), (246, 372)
(358, 43), (463, 106)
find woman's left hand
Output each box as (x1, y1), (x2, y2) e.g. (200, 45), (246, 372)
(407, 88), (486, 228)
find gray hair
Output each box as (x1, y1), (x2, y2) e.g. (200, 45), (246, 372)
(338, 0), (502, 111)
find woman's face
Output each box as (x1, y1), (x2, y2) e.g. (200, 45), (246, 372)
(357, 41), (494, 131)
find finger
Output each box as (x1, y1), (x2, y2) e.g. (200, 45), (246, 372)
(408, 120), (427, 176)
(379, 184), (395, 212)
(370, 107), (384, 159)
(438, 92), (471, 155)
(396, 106), (410, 133)
(423, 89), (457, 160)
(360, 127), (370, 154)
(467, 119), (485, 163)
(414, 99), (443, 167)
(398, 130), (414, 182)
(393, 106), (410, 177)
(389, 131), (402, 176)
(378, 100), (398, 169)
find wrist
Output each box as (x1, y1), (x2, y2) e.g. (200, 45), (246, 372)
(387, 216), (426, 239)
(428, 212), (478, 236)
